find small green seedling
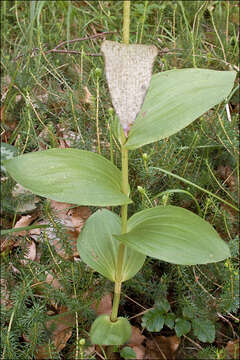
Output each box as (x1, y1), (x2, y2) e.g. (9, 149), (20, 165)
(4, 1), (236, 348)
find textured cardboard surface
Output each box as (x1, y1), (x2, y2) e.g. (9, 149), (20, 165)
(101, 40), (157, 135)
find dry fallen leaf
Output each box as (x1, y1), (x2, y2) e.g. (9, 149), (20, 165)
(21, 240), (36, 264)
(35, 311), (75, 359)
(14, 215), (34, 236)
(145, 335), (180, 360)
(132, 344), (145, 360)
(129, 325), (146, 346)
(45, 272), (63, 290)
(217, 165), (237, 191)
(69, 206), (91, 232)
(82, 86), (93, 104)
(225, 339), (240, 359)
(51, 229), (79, 260)
(45, 201), (91, 259)
(50, 200), (74, 226)
(92, 293), (113, 316)
(0, 236), (15, 254)
(54, 327), (73, 353)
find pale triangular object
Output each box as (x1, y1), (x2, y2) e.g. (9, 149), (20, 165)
(101, 40), (158, 136)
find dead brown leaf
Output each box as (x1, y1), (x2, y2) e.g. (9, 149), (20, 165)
(46, 201), (91, 259)
(132, 344), (145, 360)
(225, 339), (240, 359)
(46, 311), (75, 336)
(92, 293), (113, 316)
(217, 165), (237, 191)
(45, 272), (63, 290)
(50, 229), (79, 260)
(0, 236), (15, 254)
(21, 240), (36, 263)
(82, 86), (93, 104)
(35, 311), (75, 359)
(145, 335), (180, 360)
(14, 215), (34, 236)
(54, 327), (73, 352)
(29, 227), (42, 236)
(129, 325), (145, 346)
(50, 200), (73, 225)
(69, 206), (91, 232)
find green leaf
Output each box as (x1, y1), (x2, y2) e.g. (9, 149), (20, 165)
(126, 69), (236, 149)
(141, 308), (165, 332)
(192, 318), (215, 343)
(77, 209), (146, 282)
(4, 148), (131, 206)
(182, 306), (195, 320)
(120, 346), (137, 360)
(114, 206), (230, 265)
(174, 318), (191, 337)
(90, 315), (132, 345)
(155, 298), (171, 312)
(164, 313), (176, 329)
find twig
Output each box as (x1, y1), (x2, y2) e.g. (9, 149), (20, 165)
(45, 49), (101, 56)
(13, 31), (117, 61)
(128, 307), (153, 320)
(217, 312), (238, 338)
(150, 332), (168, 360)
(13, 35), (182, 61)
(124, 294), (147, 310)
(52, 31), (118, 49)
(183, 335), (203, 350)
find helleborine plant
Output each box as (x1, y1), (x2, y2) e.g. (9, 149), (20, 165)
(4, 5), (236, 347)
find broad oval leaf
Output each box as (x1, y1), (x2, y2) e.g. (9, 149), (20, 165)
(77, 209), (146, 282)
(90, 315), (132, 345)
(126, 69), (236, 149)
(114, 206), (230, 265)
(4, 148), (131, 206)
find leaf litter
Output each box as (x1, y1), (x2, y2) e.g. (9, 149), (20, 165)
(1, 197), (92, 357)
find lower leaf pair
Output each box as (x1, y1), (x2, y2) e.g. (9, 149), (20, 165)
(77, 206), (230, 282)
(77, 206), (229, 345)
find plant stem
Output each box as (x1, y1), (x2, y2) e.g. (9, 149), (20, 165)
(110, 145), (128, 322)
(110, 1), (130, 323)
(123, 0), (130, 44)
(96, 75), (101, 154)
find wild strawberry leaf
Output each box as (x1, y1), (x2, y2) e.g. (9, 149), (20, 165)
(174, 318), (191, 337)
(192, 318), (215, 343)
(141, 308), (165, 332)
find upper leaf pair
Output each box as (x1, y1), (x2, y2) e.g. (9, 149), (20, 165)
(101, 40), (236, 149)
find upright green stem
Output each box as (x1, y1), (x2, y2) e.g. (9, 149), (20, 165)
(123, 1), (130, 44)
(110, 0), (130, 323)
(111, 145), (128, 322)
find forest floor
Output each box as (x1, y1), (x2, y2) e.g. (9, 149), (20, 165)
(1, 1), (239, 359)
